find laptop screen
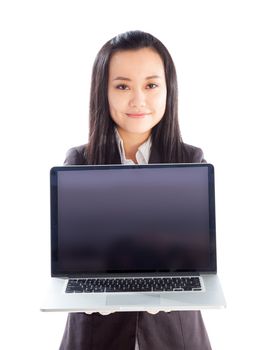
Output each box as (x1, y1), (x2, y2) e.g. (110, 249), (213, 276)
(51, 164), (216, 276)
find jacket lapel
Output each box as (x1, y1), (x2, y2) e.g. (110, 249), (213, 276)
(113, 145), (123, 164)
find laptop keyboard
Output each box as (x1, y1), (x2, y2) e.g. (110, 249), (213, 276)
(65, 277), (202, 293)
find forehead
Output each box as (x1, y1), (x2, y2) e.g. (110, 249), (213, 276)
(109, 47), (165, 79)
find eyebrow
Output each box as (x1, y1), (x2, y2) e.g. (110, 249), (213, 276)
(112, 75), (162, 81)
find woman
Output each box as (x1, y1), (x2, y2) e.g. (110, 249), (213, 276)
(60, 30), (212, 350)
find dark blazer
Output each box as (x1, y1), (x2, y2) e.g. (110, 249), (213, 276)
(63, 142), (206, 165)
(59, 142), (212, 350)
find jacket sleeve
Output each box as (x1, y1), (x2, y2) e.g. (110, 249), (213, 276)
(64, 145), (87, 165)
(183, 143), (206, 163)
(192, 147), (206, 163)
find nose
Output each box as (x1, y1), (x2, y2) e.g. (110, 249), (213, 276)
(129, 89), (146, 108)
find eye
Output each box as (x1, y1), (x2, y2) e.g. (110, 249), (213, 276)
(147, 83), (158, 89)
(116, 84), (129, 90)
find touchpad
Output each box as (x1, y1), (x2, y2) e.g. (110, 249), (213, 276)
(106, 293), (161, 306)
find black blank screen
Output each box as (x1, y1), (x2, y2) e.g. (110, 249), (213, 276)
(53, 166), (212, 274)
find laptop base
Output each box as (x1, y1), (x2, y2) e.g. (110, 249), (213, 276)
(41, 274), (226, 313)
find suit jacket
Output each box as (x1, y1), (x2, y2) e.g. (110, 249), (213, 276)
(59, 142), (212, 350)
(63, 142), (206, 165)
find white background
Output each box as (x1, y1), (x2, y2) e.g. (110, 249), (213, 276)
(1, 1), (258, 349)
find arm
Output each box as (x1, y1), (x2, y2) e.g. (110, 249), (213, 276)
(192, 147), (206, 163)
(64, 145), (88, 165)
(183, 143), (206, 163)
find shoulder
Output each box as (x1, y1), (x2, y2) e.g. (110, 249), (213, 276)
(182, 142), (206, 163)
(64, 144), (88, 165)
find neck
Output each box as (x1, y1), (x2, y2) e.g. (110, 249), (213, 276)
(117, 128), (151, 161)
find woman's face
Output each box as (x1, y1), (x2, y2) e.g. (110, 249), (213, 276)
(108, 47), (167, 137)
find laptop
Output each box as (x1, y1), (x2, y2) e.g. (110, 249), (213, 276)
(41, 163), (226, 313)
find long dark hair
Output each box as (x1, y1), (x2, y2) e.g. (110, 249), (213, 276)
(87, 30), (187, 164)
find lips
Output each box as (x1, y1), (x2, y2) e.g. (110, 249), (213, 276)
(126, 113), (151, 118)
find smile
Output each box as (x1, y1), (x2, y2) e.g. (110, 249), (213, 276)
(126, 113), (151, 118)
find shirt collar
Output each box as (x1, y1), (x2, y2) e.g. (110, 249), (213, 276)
(114, 128), (152, 164)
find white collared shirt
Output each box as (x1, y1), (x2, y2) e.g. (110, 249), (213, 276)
(115, 127), (150, 350)
(114, 128), (152, 165)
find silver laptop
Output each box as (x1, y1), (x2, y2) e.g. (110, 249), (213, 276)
(41, 163), (226, 313)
